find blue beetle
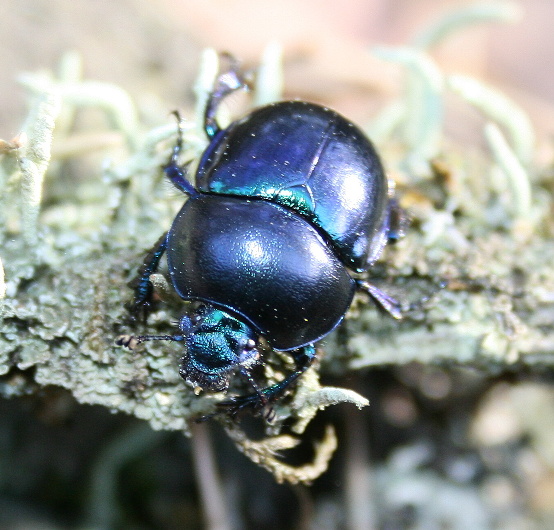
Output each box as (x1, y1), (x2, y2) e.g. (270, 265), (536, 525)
(118, 61), (405, 415)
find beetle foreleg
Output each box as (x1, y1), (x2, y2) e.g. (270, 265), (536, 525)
(215, 345), (317, 419)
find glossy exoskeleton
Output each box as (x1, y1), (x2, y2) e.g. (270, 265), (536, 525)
(118, 61), (406, 416)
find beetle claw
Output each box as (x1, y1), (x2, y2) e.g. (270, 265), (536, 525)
(128, 297), (154, 324)
(215, 393), (273, 420)
(192, 394), (263, 423)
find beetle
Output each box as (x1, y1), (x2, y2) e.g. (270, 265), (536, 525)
(118, 60), (406, 416)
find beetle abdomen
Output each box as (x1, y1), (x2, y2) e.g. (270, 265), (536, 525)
(195, 101), (388, 272)
(167, 195), (356, 350)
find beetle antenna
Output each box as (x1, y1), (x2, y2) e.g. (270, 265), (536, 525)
(240, 367), (277, 421)
(240, 367), (268, 407)
(116, 333), (185, 350)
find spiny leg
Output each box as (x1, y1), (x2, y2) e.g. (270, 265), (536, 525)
(386, 197), (408, 243)
(360, 192), (440, 318)
(163, 56), (250, 194)
(356, 279), (403, 320)
(127, 233), (168, 322)
(204, 53), (250, 139)
(163, 111), (198, 197)
(366, 197), (409, 266)
(215, 344), (317, 418)
(356, 278), (446, 319)
(129, 112), (198, 321)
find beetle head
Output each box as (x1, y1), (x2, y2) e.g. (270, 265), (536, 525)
(179, 305), (259, 392)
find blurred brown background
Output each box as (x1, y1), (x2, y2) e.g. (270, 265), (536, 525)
(1, 0), (553, 141)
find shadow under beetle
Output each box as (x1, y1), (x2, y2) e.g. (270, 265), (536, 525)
(118, 59), (406, 417)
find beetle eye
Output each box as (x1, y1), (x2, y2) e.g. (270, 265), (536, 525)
(245, 339), (256, 350)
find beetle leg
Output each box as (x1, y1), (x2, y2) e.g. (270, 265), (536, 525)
(204, 53), (250, 139)
(127, 233), (168, 323)
(357, 278), (446, 319)
(356, 279), (403, 320)
(386, 197), (408, 243)
(262, 344), (316, 401)
(365, 198), (409, 266)
(215, 345), (317, 419)
(162, 111), (199, 197)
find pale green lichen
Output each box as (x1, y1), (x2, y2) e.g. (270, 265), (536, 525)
(224, 423), (338, 485)
(369, 1), (532, 184)
(412, 1), (522, 50)
(448, 74), (535, 165)
(193, 48), (220, 136)
(372, 46), (444, 174)
(18, 89), (61, 245)
(0, 257), (4, 302)
(254, 41), (284, 106)
(484, 122), (532, 220)
(0, 256), (5, 342)
(19, 69), (139, 151)
(291, 377), (370, 435)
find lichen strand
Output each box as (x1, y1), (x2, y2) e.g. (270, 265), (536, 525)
(324, 228), (554, 372)
(224, 423), (338, 485)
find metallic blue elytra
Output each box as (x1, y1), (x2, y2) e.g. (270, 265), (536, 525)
(195, 101), (389, 272)
(118, 59), (405, 417)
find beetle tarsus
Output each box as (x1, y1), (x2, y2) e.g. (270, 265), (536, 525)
(357, 278), (446, 319)
(162, 112), (199, 196)
(356, 280), (403, 319)
(222, 344), (316, 417)
(115, 334), (139, 350)
(204, 53), (250, 139)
